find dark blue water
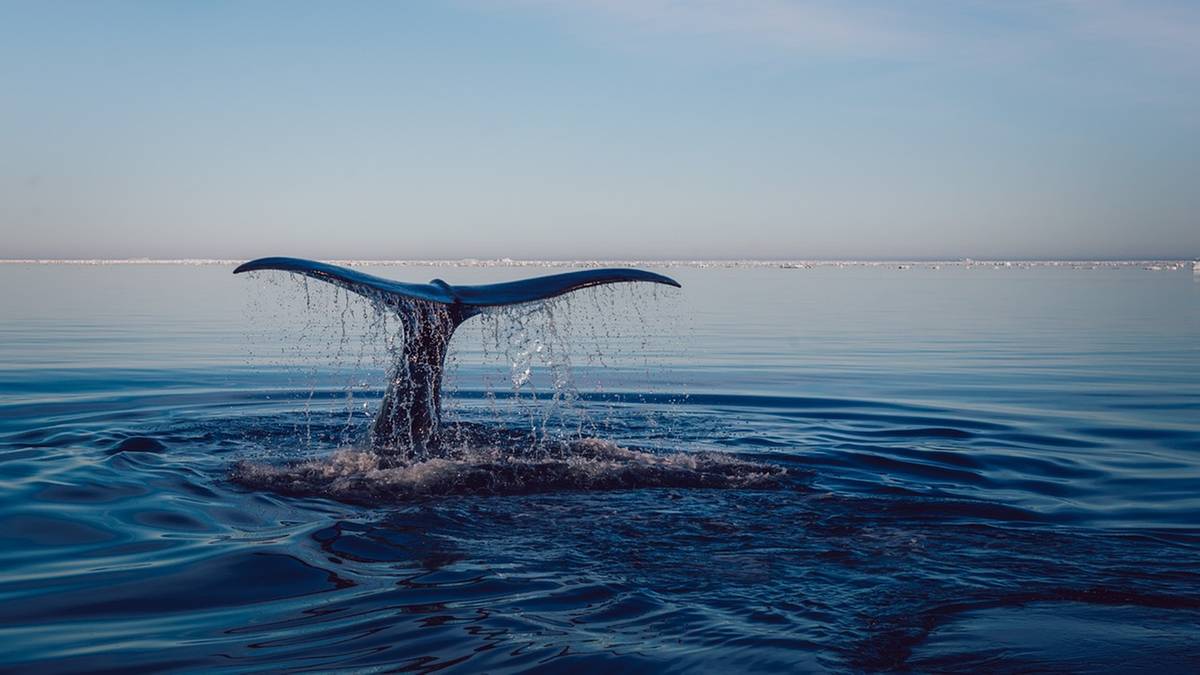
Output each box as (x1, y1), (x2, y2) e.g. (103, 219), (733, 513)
(2, 263), (1198, 672)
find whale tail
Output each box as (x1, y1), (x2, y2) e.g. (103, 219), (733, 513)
(234, 257), (680, 458)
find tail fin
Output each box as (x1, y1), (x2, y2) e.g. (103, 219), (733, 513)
(233, 256), (680, 310)
(234, 257), (681, 457)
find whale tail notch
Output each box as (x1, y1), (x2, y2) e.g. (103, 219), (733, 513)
(233, 257), (681, 459)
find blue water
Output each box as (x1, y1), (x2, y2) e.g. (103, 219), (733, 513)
(1, 263), (1198, 672)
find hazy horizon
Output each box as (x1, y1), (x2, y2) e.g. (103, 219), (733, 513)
(1, 255), (1194, 265)
(3, 2), (1198, 260)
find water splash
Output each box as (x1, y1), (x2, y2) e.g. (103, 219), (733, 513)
(233, 268), (757, 500)
(231, 436), (784, 501)
(239, 271), (396, 449)
(464, 283), (690, 450)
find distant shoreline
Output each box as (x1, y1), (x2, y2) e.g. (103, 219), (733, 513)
(0, 258), (1193, 270)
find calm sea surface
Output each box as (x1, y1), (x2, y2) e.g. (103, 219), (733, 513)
(1, 263), (1198, 672)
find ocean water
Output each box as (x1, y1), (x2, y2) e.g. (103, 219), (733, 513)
(1, 262), (1198, 672)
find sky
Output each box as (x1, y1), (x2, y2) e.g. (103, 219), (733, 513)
(1, 1), (1198, 260)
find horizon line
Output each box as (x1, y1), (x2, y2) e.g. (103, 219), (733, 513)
(0, 257), (1195, 266)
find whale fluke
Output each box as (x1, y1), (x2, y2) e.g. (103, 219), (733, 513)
(233, 256), (679, 308)
(234, 257), (680, 460)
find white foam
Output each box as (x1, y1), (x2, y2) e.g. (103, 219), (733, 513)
(231, 438), (785, 502)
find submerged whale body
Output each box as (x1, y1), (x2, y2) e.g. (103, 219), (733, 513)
(234, 257), (681, 460)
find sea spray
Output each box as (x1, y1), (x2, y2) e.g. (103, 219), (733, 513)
(241, 270), (688, 453)
(231, 265), (767, 500)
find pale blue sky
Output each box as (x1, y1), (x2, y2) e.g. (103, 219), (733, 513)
(2, 1), (1198, 259)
